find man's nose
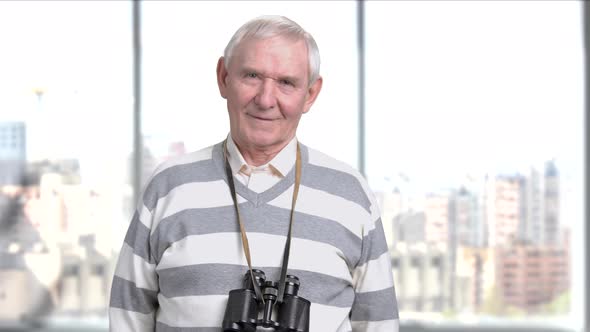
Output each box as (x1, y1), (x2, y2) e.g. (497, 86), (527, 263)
(254, 79), (277, 109)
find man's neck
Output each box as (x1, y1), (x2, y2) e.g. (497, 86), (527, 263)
(232, 137), (293, 167)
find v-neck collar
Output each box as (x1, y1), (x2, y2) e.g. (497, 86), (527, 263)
(213, 141), (308, 207)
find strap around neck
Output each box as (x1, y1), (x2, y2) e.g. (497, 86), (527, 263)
(223, 140), (302, 304)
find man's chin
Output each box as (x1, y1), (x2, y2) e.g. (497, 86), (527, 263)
(251, 139), (280, 149)
(247, 136), (287, 150)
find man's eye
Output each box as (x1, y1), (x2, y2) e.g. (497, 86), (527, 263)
(279, 80), (293, 86)
(246, 73), (258, 79)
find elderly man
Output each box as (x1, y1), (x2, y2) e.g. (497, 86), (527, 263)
(109, 15), (399, 331)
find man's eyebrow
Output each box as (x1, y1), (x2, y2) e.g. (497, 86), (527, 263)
(240, 66), (258, 74)
(239, 66), (301, 84)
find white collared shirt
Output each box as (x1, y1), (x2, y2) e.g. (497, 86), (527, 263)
(226, 134), (297, 193)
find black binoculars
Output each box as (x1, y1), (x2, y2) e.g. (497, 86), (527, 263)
(222, 269), (310, 332)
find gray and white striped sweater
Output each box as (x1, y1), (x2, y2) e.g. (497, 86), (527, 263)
(109, 141), (399, 331)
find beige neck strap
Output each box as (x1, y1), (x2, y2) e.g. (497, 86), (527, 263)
(223, 140), (302, 303)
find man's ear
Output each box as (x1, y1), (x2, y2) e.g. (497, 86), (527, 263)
(216, 57), (228, 99)
(302, 76), (323, 114)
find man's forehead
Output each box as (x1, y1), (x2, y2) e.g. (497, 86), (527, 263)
(231, 36), (309, 76)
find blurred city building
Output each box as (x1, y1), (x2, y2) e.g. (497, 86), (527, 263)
(380, 160), (568, 316)
(496, 241), (570, 313)
(454, 247), (495, 312)
(391, 242), (450, 313)
(0, 121), (26, 186)
(0, 158), (117, 325)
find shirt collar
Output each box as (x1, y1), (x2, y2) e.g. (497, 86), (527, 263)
(226, 134), (297, 178)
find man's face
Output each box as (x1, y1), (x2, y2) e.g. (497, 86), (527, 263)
(217, 36), (322, 152)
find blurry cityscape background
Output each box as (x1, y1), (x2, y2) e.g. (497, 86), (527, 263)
(0, 1), (584, 331)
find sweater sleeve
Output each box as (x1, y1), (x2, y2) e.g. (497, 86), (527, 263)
(109, 198), (159, 331)
(350, 212), (400, 331)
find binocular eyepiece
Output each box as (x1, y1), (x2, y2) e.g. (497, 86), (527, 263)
(222, 270), (310, 332)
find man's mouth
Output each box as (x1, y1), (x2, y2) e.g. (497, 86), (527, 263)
(248, 114), (276, 121)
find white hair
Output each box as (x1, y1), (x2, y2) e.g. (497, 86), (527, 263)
(223, 15), (321, 86)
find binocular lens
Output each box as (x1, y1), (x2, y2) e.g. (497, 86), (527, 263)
(222, 289), (258, 332)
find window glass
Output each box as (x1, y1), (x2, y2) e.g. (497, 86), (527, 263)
(365, 1), (583, 329)
(1, 1), (584, 331)
(0, 1), (132, 327)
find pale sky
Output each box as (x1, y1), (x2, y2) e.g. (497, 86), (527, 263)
(364, 1), (583, 192)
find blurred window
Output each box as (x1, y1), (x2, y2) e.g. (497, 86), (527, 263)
(0, 1), (584, 331)
(0, 0), (132, 324)
(366, 0), (583, 328)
